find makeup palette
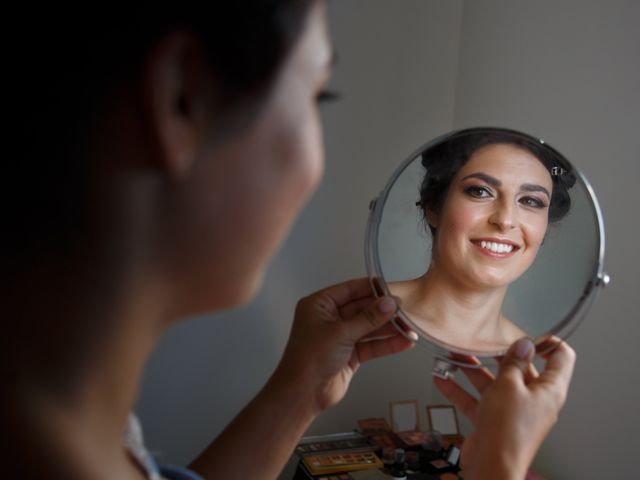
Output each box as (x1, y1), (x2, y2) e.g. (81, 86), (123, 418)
(302, 450), (383, 476)
(296, 436), (373, 455)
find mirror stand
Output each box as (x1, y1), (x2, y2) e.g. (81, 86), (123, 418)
(432, 358), (458, 380)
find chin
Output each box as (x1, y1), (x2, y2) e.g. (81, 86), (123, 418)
(467, 270), (513, 290)
(238, 270), (266, 305)
(177, 269), (267, 319)
(220, 269), (267, 311)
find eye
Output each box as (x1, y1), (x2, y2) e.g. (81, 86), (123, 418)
(316, 89), (340, 104)
(464, 185), (493, 199)
(519, 196), (548, 209)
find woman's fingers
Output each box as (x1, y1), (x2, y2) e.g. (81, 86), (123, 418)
(525, 362), (540, 383)
(342, 296), (410, 342)
(433, 376), (480, 425)
(359, 322), (406, 340)
(461, 365), (495, 395)
(495, 338), (536, 386)
(319, 277), (375, 308)
(447, 353), (495, 395)
(355, 334), (415, 364)
(339, 296), (375, 320)
(533, 341), (576, 406)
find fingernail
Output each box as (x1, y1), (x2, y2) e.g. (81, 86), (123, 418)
(408, 331), (419, 341)
(511, 338), (535, 360)
(378, 296), (396, 314)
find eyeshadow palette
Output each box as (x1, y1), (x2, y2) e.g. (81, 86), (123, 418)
(296, 436), (373, 455)
(302, 450), (383, 475)
(396, 430), (427, 447)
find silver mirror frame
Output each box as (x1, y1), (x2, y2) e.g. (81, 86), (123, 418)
(365, 128), (608, 367)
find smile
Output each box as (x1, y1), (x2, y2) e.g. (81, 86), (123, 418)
(480, 240), (513, 253)
(471, 239), (520, 257)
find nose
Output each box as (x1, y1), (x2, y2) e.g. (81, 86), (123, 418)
(489, 199), (518, 230)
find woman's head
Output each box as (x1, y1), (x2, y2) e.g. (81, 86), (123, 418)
(8, 0), (329, 303)
(417, 129), (576, 289)
(4, 0), (331, 387)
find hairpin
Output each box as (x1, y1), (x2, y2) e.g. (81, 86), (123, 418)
(551, 166), (566, 176)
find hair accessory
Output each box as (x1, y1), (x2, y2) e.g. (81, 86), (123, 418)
(551, 166), (566, 176)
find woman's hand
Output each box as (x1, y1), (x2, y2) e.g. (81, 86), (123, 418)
(434, 338), (576, 479)
(273, 277), (417, 414)
(191, 279), (416, 479)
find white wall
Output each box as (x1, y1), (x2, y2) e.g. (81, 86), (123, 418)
(137, 1), (640, 478)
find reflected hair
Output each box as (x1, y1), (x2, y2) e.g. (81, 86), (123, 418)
(417, 128), (577, 236)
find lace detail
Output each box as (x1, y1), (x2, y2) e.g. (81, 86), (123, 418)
(123, 414), (162, 480)
(122, 414), (204, 480)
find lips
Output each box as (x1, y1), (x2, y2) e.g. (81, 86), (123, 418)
(471, 238), (520, 257)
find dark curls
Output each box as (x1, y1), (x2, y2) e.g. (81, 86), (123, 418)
(417, 128), (577, 236)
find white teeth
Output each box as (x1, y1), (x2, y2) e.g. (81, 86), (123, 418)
(479, 241), (514, 253)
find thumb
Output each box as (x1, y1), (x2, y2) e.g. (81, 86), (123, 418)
(348, 296), (398, 340)
(498, 337), (535, 380)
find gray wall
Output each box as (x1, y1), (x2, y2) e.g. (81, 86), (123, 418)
(137, 1), (640, 478)
(450, 1), (640, 478)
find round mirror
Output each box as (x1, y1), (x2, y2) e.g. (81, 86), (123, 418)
(365, 127), (608, 365)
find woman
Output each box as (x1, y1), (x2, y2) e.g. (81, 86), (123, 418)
(391, 129), (576, 351)
(2, 3), (575, 479)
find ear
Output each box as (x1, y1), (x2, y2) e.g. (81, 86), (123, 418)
(141, 32), (216, 178)
(426, 208), (439, 229)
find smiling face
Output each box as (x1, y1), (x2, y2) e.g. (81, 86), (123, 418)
(428, 143), (553, 290)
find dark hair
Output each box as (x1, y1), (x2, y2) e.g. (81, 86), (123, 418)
(7, 1), (314, 263)
(417, 128), (577, 236)
(3, 1), (315, 389)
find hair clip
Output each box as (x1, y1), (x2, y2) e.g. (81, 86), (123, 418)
(551, 166), (566, 176)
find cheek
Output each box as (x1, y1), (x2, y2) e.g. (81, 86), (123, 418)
(254, 89), (322, 187)
(288, 113), (323, 192)
(523, 215), (549, 249)
(259, 72), (325, 201)
(272, 105), (324, 207)
(440, 204), (483, 242)
(229, 101), (324, 271)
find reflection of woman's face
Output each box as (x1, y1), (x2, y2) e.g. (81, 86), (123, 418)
(428, 143), (553, 290)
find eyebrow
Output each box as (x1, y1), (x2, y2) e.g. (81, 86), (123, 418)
(461, 172), (551, 199)
(521, 183), (551, 199)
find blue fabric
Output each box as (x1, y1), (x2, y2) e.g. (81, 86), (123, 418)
(159, 465), (205, 480)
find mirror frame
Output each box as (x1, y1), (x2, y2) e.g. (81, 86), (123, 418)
(365, 127), (608, 366)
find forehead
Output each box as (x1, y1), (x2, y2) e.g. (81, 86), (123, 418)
(457, 143), (552, 188)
